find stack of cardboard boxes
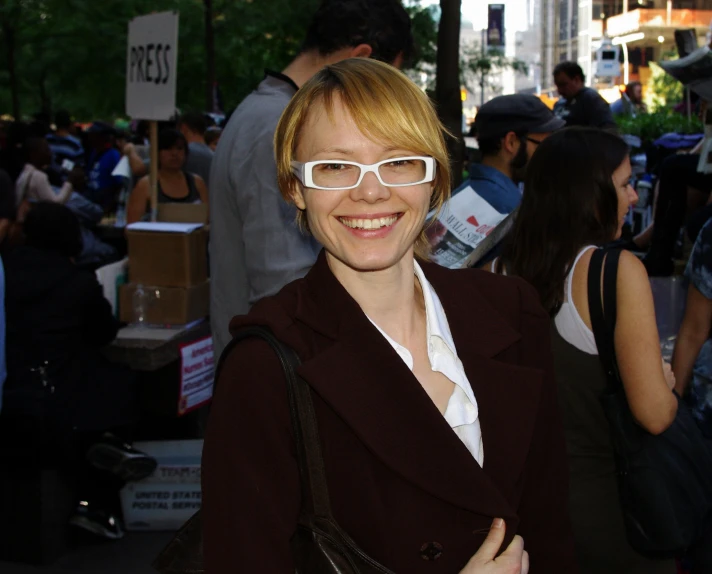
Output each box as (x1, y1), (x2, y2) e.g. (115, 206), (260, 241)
(119, 221), (209, 326)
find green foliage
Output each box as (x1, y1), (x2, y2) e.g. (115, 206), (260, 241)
(460, 42), (528, 98)
(647, 52), (684, 112)
(615, 110), (703, 145)
(0, 0), (437, 120)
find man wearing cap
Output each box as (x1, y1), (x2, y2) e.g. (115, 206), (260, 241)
(466, 94), (565, 216)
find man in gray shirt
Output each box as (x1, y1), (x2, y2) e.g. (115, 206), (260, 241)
(178, 111), (214, 187)
(209, 0), (414, 356)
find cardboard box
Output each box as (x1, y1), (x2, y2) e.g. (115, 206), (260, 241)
(120, 440), (202, 531)
(158, 203), (208, 224)
(127, 222), (207, 287)
(119, 281), (209, 326)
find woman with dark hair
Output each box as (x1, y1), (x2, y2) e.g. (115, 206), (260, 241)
(1, 202), (156, 539)
(489, 127), (677, 573)
(125, 128), (208, 224)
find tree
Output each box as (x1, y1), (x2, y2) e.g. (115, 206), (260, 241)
(0, 0), (437, 120)
(435, 0), (463, 187)
(461, 42), (528, 107)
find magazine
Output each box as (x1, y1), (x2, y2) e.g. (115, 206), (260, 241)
(658, 46), (712, 101)
(426, 186), (512, 269)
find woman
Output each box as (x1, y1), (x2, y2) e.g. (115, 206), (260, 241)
(126, 129), (208, 224)
(489, 127), (677, 573)
(202, 59), (577, 573)
(14, 137), (80, 217)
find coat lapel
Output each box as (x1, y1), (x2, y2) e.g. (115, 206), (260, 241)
(291, 252), (543, 519)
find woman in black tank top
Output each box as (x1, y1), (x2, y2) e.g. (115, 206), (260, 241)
(126, 128), (208, 224)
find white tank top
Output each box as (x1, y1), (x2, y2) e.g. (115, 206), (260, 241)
(553, 246), (598, 355)
(490, 246), (598, 355)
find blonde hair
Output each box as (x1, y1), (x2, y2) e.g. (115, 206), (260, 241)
(274, 57), (451, 259)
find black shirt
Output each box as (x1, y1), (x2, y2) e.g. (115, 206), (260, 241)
(553, 87), (616, 129)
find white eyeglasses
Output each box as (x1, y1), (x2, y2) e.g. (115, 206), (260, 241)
(291, 156), (436, 190)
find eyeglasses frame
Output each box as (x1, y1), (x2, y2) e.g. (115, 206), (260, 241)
(290, 156), (436, 190)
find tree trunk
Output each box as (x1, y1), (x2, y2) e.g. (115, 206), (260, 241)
(435, 0), (464, 187)
(3, 23), (20, 120)
(204, 0), (216, 112)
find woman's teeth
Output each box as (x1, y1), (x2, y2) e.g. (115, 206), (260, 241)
(339, 215), (398, 230)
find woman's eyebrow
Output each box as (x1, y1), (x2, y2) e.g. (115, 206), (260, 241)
(314, 147), (354, 156)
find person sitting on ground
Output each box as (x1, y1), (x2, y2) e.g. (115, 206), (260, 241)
(14, 136), (80, 216)
(178, 111), (214, 187)
(553, 62), (617, 130)
(1, 202), (156, 540)
(205, 126), (222, 151)
(610, 81), (647, 118)
(203, 57), (578, 574)
(125, 128), (208, 224)
(487, 127), (677, 573)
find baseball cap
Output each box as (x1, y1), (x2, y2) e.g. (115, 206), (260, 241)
(86, 121), (116, 136)
(474, 94), (565, 140)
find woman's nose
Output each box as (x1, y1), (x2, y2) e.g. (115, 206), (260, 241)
(350, 170), (390, 203)
(629, 185), (639, 207)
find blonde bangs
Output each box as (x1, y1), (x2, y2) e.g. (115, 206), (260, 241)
(274, 58), (452, 258)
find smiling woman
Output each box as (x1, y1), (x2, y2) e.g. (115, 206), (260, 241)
(202, 57), (579, 574)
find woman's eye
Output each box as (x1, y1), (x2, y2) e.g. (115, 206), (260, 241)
(317, 163), (347, 171)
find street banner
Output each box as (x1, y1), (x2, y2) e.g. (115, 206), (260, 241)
(487, 4), (505, 48)
(126, 11), (179, 121)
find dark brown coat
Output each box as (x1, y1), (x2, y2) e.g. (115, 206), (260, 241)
(202, 252), (578, 573)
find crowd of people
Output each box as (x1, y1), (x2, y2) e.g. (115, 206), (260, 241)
(1, 0), (711, 573)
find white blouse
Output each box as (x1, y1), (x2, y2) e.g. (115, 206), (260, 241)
(367, 261), (484, 467)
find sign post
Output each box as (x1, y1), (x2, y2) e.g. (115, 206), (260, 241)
(126, 11), (179, 221)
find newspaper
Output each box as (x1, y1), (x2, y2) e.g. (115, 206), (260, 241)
(426, 186), (512, 269)
(658, 46), (712, 101)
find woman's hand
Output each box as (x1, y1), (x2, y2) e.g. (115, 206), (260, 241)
(663, 361), (676, 391)
(459, 519), (529, 574)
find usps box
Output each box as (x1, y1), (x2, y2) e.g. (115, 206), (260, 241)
(120, 439), (202, 531)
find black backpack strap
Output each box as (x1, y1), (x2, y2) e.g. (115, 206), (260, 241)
(587, 248), (623, 391)
(214, 326), (332, 518)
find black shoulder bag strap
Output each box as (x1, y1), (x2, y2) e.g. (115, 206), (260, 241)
(587, 248), (623, 392)
(153, 325), (331, 574)
(216, 326), (331, 516)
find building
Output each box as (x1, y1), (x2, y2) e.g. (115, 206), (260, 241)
(541, 0), (712, 93)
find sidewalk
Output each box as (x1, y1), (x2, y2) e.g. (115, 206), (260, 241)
(0, 532), (173, 574)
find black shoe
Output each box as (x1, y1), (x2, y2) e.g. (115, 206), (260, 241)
(69, 501), (125, 540)
(643, 255), (675, 277)
(86, 433), (158, 482)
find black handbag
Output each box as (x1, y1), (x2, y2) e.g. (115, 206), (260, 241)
(588, 248), (712, 557)
(153, 325), (395, 574)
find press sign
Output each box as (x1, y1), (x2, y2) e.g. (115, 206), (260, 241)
(126, 11), (179, 120)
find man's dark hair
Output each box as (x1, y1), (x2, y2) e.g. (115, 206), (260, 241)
(625, 81), (642, 95)
(55, 109), (73, 130)
(477, 132), (525, 158)
(301, 0), (414, 64)
(476, 136), (503, 158)
(178, 111), (208, 136)
(24, 202), (83, 258)
(553, 61), (585, 83)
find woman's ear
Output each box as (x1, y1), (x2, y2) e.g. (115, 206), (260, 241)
(291, 183), (307, 211)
